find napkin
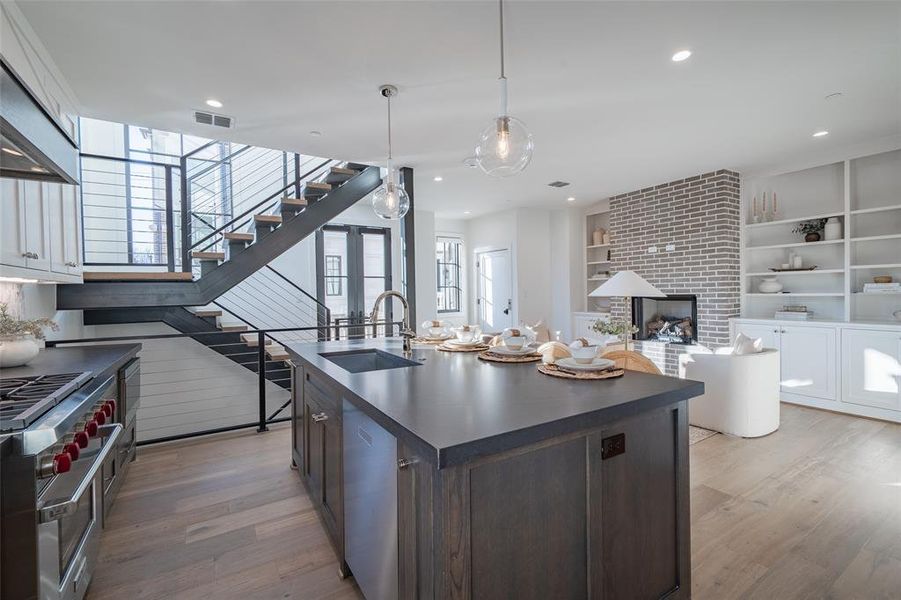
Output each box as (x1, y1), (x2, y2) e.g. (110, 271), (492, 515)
(536, 341), (572, 364)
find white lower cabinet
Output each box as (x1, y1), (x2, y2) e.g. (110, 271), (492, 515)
(842, 328), (901, 412)
(731, 319), (900, 422)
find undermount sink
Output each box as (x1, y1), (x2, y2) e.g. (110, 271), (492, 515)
(320, 349), (422, 374)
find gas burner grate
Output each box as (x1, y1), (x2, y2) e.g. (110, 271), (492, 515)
(0, 372), (92, 431)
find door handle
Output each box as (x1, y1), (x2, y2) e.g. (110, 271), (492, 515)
(503, 299), (512, 315)
(311, 412), (328, 423)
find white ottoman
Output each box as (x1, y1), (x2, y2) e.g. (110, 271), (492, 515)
(678, 348), (780, 438)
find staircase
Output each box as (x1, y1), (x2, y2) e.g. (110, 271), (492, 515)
(59, 140), (382, 310)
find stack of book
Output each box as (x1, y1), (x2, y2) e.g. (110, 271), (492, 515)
(861, 282), (900, 294)
(775, 305), (813, 320)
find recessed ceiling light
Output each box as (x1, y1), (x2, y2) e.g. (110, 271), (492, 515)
(671, 50), (692, 62)
(567, 196), (575, 202)
(464, 210), (471, 215)
(1, 147), (23, 157)
(434, 176), (443, 182)
(205, 99), (223, 108)
(309, 130), (322, 137)
(812, 130), (829, 138)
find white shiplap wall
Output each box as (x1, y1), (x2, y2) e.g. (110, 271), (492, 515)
(79, 322), (291, 442)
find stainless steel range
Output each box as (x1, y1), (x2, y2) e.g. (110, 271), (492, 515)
(0, 358), (139, 600)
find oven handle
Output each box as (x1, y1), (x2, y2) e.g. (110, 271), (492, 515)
(38, 423), (124, 523)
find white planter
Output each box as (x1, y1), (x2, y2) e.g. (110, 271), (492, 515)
(758, 277), (783, 293)
(824, 217), (842, 241)
(0, 334), (40, 367)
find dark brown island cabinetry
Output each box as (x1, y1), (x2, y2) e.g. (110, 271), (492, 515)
(288, 340), (701, 600)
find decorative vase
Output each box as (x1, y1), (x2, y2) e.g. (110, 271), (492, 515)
(602, 232), (611, 245)
(0, 334), (40, 367)
(804, 232), (821, 243)
(592, 228), (604, 246)
(824, 218), (842, 241)
(758, 277), (783, 294)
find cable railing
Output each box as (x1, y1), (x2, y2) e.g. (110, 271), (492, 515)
(44, 321), (401, 444)
(214, 265), (331, 345)
(80, 154), (181, 269)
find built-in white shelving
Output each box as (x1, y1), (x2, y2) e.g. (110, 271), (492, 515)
(742, 148), (901, 322)
(584, 205), (613, 312)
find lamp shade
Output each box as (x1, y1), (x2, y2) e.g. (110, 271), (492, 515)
(589, 270), (666, 298)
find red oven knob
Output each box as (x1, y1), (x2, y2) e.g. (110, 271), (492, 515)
(84, 420), (98, 437)
(63, 442), (80, 461)
(100, 403), (113, 418)
(73, 431), (89, 448)
(105, 399), (117, 415)
(93, 410), (106, 426)
(53, 452), (72, 474)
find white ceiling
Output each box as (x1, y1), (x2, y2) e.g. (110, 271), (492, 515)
(16, 1), (901, 218)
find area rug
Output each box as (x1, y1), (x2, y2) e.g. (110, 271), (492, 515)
(689, 426), (718, 445)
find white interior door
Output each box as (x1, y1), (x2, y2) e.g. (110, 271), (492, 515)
(476, 249), (512, 333)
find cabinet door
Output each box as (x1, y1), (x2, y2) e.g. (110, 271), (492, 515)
(22, 180), (50, 271)
(320, 403), (342, 541)
(842, 329), (901, 411)
(732, 322), (780, 349)
(780, 325), (837, 400)
(47, 183), (68, 274)
(305, 396), (324, 501)
(63, 184), (82, 276)
(290, 363), (303, 469)
(0, 179), (26, 267)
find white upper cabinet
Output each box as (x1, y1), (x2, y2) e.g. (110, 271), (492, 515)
(842, 328), (901, 411)
(0, 178), (82, 283)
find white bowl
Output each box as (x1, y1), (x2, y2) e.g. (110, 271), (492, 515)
(504, 336), (527, 350)
(452, 326), (481, 344)
(570, 345), (599, 364)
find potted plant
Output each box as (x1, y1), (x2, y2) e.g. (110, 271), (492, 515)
(591, 317), (639, 350)
(792, 218), (828, 243)
(0, 303), (58, 367)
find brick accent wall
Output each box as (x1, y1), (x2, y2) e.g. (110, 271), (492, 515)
(608, 169), (741, 375)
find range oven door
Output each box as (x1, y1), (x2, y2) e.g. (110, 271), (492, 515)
(37, 424), (123, 600)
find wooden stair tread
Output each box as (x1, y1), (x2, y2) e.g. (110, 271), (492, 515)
(223, 232), (254, 241)
(193, 310), (222, 317)
(191, 251), (225, 260)
(281, 197), (308, 206)
(83, 271), (193, 282)
(219, 324), (248, 332)
(266, 346), (290, 360)
(305, 181), (332, 191)
(330, 166), (357, 175)
(241, 333), (273, 346)
(254, 214), (282, 224)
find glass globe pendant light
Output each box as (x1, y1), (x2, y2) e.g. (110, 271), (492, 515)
(371, 85), (410, 220)
(475, 0), (533, 178)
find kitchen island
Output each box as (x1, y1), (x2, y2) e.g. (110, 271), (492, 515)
(287, 338), (703, 600)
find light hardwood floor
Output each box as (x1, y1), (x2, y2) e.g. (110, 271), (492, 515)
(87, 404), (900, 600)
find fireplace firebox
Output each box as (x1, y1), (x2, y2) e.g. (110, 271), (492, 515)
(631, 294), (698, 344)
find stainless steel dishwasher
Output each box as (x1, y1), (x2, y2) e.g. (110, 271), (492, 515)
(342, 399), (398, 600)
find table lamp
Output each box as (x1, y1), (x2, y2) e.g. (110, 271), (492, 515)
(589, 270), (665, 351)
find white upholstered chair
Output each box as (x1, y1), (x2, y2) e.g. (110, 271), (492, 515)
(678, 347), (780, 438)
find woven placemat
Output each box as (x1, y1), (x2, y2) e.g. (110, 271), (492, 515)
(437, 343), (490, 353)
(478, 351), (542, 363)
(412, 336), (453, 345)
(537, 363), (625, 380)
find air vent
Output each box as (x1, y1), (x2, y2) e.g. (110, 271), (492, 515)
(548, 181), (570, 188)
(194, 111), (234, 128)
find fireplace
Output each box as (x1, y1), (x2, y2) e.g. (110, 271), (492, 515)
(631, 294), (698, 344)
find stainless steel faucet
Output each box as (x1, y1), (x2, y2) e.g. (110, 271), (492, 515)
(369, 290), (416, 354)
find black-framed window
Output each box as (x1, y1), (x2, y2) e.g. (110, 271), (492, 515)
(325, 255), (343, 296)
(436, 237), (462, 313)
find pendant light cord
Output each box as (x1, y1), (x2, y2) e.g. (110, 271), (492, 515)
(386, 93), (393, 162)
(498, 0), (505, 80)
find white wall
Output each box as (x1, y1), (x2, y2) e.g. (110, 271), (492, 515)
(414, 209), (438, 325)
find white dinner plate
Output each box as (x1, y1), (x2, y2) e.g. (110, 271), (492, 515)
(422, 333), (453, 342)
(555, 357), (616, 372)
(446, 338), (483, 347)
(489, 345), (537, 356)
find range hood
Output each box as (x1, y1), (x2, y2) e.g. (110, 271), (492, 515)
(0, 59), (78, 184)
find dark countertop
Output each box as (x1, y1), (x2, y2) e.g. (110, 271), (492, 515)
(288, 338), (704, 468)
(1, 344), (141, 382)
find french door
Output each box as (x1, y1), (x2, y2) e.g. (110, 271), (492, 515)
(316, 225), (392, 339)
(476, 248), (513, 333)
